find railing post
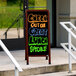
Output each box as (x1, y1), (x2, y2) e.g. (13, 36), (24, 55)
(60, 22), (76, 73)
(15, 67), (19, 76)
(5, 32), (7, 39)
(68, 31), (72, 73)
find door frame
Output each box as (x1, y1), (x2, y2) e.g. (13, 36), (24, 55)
(51, 0), (56, 47)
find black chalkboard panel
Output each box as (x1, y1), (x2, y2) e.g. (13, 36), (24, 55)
(25, 10), (50, 56)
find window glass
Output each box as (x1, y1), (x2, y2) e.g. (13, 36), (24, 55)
(0, 0), (23, 39)
(28, 0), (47, 9)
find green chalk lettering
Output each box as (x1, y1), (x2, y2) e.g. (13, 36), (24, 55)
(29, 36), (48, 45)
(30, 46), (47, 53)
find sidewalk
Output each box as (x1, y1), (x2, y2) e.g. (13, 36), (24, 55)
(0, 28), (23, 39)
(0, 48), (76, 71)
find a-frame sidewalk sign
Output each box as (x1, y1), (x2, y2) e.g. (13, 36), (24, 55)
(25, 10), (51, 65)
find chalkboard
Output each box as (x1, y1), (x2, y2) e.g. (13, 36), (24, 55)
(25, 10), (50, 56)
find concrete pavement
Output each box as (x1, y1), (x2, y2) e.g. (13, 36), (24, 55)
(0, 28), (23, 39)
(0, 48), (76, 76)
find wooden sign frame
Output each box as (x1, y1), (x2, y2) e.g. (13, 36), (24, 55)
(25, 10), (51, 65)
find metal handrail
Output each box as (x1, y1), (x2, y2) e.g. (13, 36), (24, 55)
(60, 22), (76, 38)
(3, 14), (23, 39)
(60, 22), (76, 73)
(28, 6), (46, 8)
(61, 43), (76, 61)
(0, 40), (23, 76)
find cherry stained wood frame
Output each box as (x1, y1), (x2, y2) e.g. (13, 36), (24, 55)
(25, 10), (51, 65)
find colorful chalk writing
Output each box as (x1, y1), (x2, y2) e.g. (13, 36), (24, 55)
(28, 14), (48, 22)
(27, 10), (49, 55)
(30, 46), (47, 53)
(29, 28), (48, 36)
(30, 23), (46, 28)
(29, 36), (48, 44)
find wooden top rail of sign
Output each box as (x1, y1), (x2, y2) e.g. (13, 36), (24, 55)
(25, 10), (51, 65)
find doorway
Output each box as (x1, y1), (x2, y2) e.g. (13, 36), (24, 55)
(47, 0), (56, 47)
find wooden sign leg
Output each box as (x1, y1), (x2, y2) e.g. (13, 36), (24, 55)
(26, 49), (29, 65)
(25, 50), (27, 60)
(27, 56), (29, 65)
(46, 55), (48, 60)
(49, 50), (51, 64)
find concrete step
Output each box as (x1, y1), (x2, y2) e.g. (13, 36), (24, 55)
(30, 71), (76, 76)
(0, 63), (76, 76)
(0, 49), (76, 76)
